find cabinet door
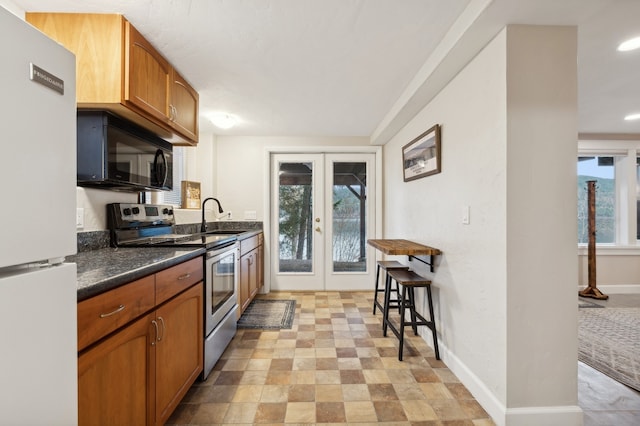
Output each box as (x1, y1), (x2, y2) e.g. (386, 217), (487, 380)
(257, 241), (264, 291)
(155, 283), (203, 426)
(125, 22), (171, 124)
(249, 251), (259, 299)
(239, 251), (251, 313)
(78, 312), (155, 426)
(25, 13), (125, 104)
(170, 70), (199, 143)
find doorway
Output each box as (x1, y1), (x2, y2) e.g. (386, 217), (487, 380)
(270, 152), (376, 291)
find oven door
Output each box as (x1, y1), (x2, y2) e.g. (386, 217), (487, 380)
(205, 243), (238, 335)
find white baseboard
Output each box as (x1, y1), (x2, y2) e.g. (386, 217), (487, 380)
(577, 284), (640, 294)
(505, 406), (583, 426)
(435, 340), (505, 424)
(424, 336), (583, 426)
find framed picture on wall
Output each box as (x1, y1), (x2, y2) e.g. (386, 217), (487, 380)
(402, 124), (441, 182)
(181, 180), (201, 209)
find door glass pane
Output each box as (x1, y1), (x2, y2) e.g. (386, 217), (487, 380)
(577, 156), (615, 243)
(332, 162), (367, 272)
(278, 162), (313, 272)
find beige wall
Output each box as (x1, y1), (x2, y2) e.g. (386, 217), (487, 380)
(578, 252), (640, 291)
(382, 26), (580, 425)
(214, 136), (370, 221)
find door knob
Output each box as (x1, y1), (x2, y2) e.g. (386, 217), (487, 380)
(315, 227), (321, 232)
(315, 218), (320, 222)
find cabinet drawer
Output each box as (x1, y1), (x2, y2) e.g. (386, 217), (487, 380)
(78, 275), (155, 351)
(241, 234), (260, 254)
(156, 256), (203, 305)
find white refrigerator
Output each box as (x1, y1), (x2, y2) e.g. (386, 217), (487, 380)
(0, 5), (78, 425)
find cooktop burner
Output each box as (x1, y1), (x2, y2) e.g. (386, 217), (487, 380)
(108, 203), (237, 250)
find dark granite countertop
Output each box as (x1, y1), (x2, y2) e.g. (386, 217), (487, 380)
(68, 247), (205, 301)
(236, 229), (262, 240)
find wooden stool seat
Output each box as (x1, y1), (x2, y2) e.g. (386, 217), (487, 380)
(383, 269), (440, 361)
(373, 260), (409, 316)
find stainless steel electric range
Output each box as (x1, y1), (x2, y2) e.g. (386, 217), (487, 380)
(108, 203), (239, 379)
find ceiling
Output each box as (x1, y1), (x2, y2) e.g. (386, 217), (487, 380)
(7, 0), (640, 141)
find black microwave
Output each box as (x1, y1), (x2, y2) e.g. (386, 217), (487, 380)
(76, 111), (173, 192)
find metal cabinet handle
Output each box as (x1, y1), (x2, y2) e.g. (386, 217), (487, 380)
(99, 304), (125, 318)
(151, 320), (159, 346)
(178, 273), (191, 280)
(157, 317), (165, 342)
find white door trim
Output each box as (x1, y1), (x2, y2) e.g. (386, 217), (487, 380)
(262, 145), (382, 294)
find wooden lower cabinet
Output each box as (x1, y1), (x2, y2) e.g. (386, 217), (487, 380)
(78, 281), (203, 426)
(78, 312), (154, 426)
(155, 283), (203, 424)
(239, 248), (259, 313)
(238, 233), (264, 315)
(239, 249), (252, 313)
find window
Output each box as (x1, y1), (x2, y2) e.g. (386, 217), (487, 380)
(163, 147), (185, 206)
(577, 156), (616, 244)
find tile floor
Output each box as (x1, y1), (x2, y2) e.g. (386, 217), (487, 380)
(167, 291), (640, 425)
(167, 291), (495, 425)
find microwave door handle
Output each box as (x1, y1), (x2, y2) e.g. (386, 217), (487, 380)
(153, 149), (168, 187)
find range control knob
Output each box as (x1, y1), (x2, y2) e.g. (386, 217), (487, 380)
(123, 208), (132, 216)
(132, 207), (140, 215)
(168, 209), (174, 216)
(162, 208), (170, 215)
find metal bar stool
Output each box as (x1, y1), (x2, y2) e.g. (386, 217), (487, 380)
(373, 260), (409, 315)
(383, 269), (440, 361)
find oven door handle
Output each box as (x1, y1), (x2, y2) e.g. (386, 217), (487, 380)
(206, 244), (238, 260)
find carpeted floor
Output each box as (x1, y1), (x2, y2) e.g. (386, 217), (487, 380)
(237, 299), (296, 329)
(579, 299), (605, 309)
(578, 307), (640, 391)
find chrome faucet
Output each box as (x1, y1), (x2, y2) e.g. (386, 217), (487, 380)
(201, 197), (224, 233)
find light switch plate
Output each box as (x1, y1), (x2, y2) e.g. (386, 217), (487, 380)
(462, 205), (470, 225)
(244, 210), (257, 220)
(76, 208), (84, 229)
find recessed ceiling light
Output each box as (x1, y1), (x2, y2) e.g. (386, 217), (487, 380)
(210, 113), (238, 129)
(617, 36), (640, 52)
(624, 112), (640, 121)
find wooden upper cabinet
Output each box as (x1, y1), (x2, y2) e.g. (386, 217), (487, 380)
(125, 22), (171, 125)
(170, 70), (199, 142)
(26, 12), (198, 145)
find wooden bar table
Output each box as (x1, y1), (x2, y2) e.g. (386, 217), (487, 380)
(368, 239), (441, 272)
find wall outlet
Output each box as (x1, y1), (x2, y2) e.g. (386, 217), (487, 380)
(244, 210), (257, 220)
(76, 208), (84, 229)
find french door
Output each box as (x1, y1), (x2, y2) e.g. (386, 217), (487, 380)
(270, 153), (376, 291)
